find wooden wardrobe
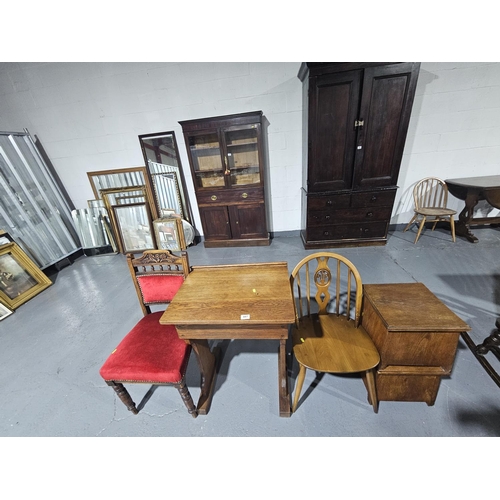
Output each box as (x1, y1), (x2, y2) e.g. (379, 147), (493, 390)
(298, 62), (420, 248)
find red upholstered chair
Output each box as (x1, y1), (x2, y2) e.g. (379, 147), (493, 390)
(99, 250), (197, 418)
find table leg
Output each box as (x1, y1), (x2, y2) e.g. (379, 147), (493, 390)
(190, 339), (219, 415)
(278, 338), (291, 417)
(455, 192), (480, 242)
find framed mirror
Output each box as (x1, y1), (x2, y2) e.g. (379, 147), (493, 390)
(100, 186), (155, 254)
(87, 167), (158, 220)
(138, 131), (193, 224)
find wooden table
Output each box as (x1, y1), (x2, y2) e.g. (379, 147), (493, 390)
(445, 175), (500, 242)
(361, 283), (471, 405)
(159, 262), (296, 417)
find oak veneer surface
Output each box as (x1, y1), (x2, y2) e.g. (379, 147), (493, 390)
(363, 283), (470, 332)
(161, 262), (295, 327)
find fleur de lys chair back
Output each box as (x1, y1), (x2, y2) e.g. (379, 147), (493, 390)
(99, 249), (197, 418)
(290, 252), (380, 413)
(404, 177), (456, 243)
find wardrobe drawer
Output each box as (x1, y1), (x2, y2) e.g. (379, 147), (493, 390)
(351, 189), (397, 208)
(308, 193), (350, 211)
(307, 221), (388, 241)
(307, 206), (393, 227)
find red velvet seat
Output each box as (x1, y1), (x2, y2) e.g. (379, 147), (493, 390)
(99, 250), (197, 417)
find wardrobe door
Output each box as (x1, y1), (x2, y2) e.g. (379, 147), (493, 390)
(352, 62), (420, 189)
(308, 69), (362, 192)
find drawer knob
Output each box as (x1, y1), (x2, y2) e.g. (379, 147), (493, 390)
(371, 196), (377, 202)
(326, 200), (332, 206)
(323, 231), (330, 236)
(211, 195), (217, 201)
(242, 192), (248, 199)
(366, 212), (373, 218)
(325, 215), (331, 220)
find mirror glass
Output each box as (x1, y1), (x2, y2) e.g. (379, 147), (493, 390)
(138, 131), (192, 224)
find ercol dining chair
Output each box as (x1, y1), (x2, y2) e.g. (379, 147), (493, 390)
(99, 249), (197, 418)
(404, 177), (457, 243)
(290, 252), (380, 413)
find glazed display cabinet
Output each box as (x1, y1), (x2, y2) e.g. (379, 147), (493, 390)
(180, 111), (269, 247)
(298, 62), (420, 248)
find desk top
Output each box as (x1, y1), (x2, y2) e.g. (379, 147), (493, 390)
(363, 283), (471, 332)
(160, 262), (296, 326)
(445, 175), (500, 189)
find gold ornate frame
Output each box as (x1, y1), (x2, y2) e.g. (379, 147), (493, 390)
(0, 242), (52, 309)
(153, 217), (186, 252)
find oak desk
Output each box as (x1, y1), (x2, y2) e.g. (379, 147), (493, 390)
(362, 283), (471, 405)
(445, 175), (500, 242)
(160, 262), (296, 417)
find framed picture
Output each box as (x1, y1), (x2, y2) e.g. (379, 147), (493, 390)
(153, 217), (186, 251)
(0, 301), (14, 321)
(0, 242), (52, 310)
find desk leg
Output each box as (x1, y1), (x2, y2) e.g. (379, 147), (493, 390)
(456, 193), (479, 242)
(279, 338), (291, 417)
(190, 340), (219, 415)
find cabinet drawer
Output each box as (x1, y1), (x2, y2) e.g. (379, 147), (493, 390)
(308, 193), (350, 210)
(307, 221), (388, 241)
(351, 189), (397, 208)
(197, 187), (263, 205)
(307, 206), (392, 227)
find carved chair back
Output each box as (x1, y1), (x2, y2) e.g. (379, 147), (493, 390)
(127, 249), (190, 316)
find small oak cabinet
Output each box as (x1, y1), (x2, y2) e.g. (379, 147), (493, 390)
(179, 111), (270, 247)
(361, 283), (471, 405)
(298, 62), (420, 248)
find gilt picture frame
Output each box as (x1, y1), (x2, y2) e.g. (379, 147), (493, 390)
(0, 242), (52, 310)
(153, 217), (186, 252)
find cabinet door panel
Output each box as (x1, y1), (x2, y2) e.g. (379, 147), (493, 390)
(308, 70), (362, 192)
(353, 63), (420, 189)
(229, 203), (267, 239)
(199, 206), (231, 240)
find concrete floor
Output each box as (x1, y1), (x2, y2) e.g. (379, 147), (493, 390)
(1, 225), (500, 438)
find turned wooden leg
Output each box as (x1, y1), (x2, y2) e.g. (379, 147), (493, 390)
(176, 380), (198, 418)
(403, 214), (417, 232)
(109, 382), (138, 414)
(292, 363), (307, 413)
(414, 216), (427, 243)
(364, 368), (379, 414)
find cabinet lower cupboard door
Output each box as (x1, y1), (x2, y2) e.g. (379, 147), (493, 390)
(180, 111), (270, 248)
(199, 206), (231, 240)
(229, 204), (267, 239)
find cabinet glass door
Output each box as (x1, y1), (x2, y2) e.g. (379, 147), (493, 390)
(223, 126), (260, 187)
(188, 132), (225, 189)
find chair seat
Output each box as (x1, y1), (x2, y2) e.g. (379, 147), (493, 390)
(415, 207), (456, 217)
(99, 311), (191, 384)
(292, 313), (380, 373)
